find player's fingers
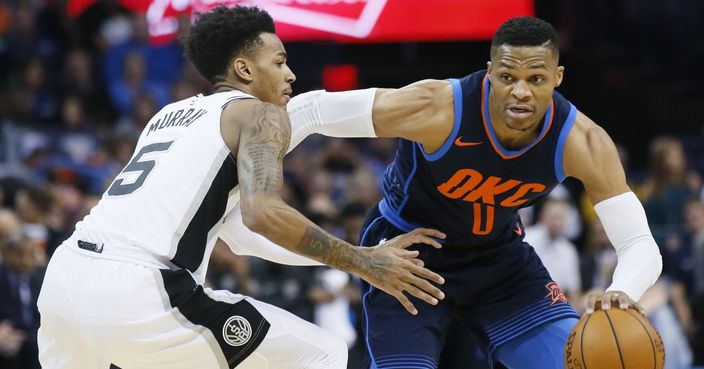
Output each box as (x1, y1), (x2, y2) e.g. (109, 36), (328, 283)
(402, 257), (424, 267)
(409, 263), (445, 285)
(407, 275), (445, 301)
(403, 283), (439, 306)
(412, 235), (443, 249)
(585, 294), (599, 314)
(601, 293), (614, 311)
(412, 227), (447, 240)
(393, 292), (417, 315)
(391, 234), (437, 250)
(618, 294), (629, 310)
(398, 249), (420, 258)
(627, 299), (646, 315)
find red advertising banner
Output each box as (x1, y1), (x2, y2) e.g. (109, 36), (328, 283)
(69, 0), (534, 43)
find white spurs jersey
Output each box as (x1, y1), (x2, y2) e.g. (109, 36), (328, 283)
(75, 91), (254, 282)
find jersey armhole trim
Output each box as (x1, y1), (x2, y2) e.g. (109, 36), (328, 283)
(218, 95), (258, 157)
(418, 78), (463, 162)
(554, 104), (578, 182)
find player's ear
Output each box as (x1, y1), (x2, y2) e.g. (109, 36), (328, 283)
(234, 57), (253, 82)
(486, 61), (492, 80)
(555, 65), (564, 87)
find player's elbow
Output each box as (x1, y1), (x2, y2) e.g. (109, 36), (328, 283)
(651, 244), (663, 282)
(240, 197), (276, 236)
(635, 235), (663, 286)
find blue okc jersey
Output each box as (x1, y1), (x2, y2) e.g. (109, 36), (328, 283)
(379, 70), (577, 246)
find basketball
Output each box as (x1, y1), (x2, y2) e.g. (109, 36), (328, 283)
(564, 308), (665, 369)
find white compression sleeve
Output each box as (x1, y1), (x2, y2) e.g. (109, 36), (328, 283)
(594, 191), (663, 301)
(219, 202), (323, 267)
(286, 88), (377, 153)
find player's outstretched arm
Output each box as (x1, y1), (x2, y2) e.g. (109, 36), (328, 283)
(287, 80), (455, 154)
(563, 111), (662, 314)
(225, 99), (446, 315)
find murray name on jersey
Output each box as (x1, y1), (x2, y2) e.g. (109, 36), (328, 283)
(146, 108), (208, 136)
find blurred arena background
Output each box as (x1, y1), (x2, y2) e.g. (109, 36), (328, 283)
(0, 1), (703, 368)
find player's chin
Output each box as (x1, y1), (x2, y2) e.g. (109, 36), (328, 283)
(505, 117), (536, 131)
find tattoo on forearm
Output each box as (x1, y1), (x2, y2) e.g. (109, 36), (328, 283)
(296, 227), (390, 281)
(238, 103), (291, 195)
(236, 104), (389, 283)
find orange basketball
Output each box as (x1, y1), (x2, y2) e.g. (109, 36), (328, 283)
(564, 308), (665, 369)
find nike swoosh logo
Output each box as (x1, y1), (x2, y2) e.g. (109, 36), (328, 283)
(513, 223), (523, 236)
(454, 137), (483, 147)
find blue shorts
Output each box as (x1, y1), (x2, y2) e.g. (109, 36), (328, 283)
(359, 206), (580, 369)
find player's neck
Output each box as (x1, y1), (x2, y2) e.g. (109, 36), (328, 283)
(212, 80), (250, 95)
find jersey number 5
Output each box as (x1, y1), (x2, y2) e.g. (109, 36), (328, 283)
(107, 141), (174, 196)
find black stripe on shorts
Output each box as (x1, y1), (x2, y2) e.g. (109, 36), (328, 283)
(160, 269), (270, 368)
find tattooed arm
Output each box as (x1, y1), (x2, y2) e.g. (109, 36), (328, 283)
(221, 99), (446, 315)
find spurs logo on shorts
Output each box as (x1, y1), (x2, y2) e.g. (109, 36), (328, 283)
(223, 316), (252, 346)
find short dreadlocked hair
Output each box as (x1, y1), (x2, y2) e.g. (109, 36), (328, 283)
(184, 5), (275, 83)
(491, 17), (559, 61)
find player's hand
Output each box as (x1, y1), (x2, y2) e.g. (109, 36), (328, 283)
(585, 290), (645, 315)
(359, 227), (446, 315)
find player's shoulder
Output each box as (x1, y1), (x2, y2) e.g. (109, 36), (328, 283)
(222, 98), (287, 127)
(563, 110), (619, 179)
(568, 111), (613, 151)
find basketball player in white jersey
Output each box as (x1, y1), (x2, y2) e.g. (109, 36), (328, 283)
(37, 6), (447, 369)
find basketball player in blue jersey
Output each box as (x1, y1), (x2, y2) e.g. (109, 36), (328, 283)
(286, 16), (663, 369)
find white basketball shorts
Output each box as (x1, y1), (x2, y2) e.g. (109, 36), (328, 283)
(37, 242), (347, 369)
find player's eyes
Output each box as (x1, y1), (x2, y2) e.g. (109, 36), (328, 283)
(501, 74), (513, 82)
(532, 76), (545, 83)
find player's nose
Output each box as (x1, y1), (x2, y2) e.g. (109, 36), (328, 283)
(510, 80), (531, 101)
(285, 65), (296, 84)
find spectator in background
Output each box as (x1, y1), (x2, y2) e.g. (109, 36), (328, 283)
(304, 170), (338, 218)
(14, 186), (61, 258)
(580, 218), (617, 304)
(0, 2), (61, 77)
(524, 198), (582, 304)
(0, 209), (20, 241)
(107, 51), (169, 117)
(2, 58), (58, 124)
(360, 138), (397, 180)
(339, 202), (368, 245)
(102, 15), (184, 86)
(308, 269), (357, 349)
(641, 136), (701, 233)
(639, 277), (694, 369)
(683, 200), (704, 365)
(171, 79), (201, 102)
(114, 93), (158, 140)
(60, 49), (115, 126)
(55, 95), (98, 164)
(0, 234), (44, 369)
(345, 167), (381, 209)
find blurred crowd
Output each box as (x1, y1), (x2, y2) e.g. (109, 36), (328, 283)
(0, 1), (703, 369)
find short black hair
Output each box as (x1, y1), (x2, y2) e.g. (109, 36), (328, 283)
(491, 17), (559, 60)
(184, 5), (275, 83)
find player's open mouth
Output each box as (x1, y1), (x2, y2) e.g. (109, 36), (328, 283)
(507, 107), (533, 119)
